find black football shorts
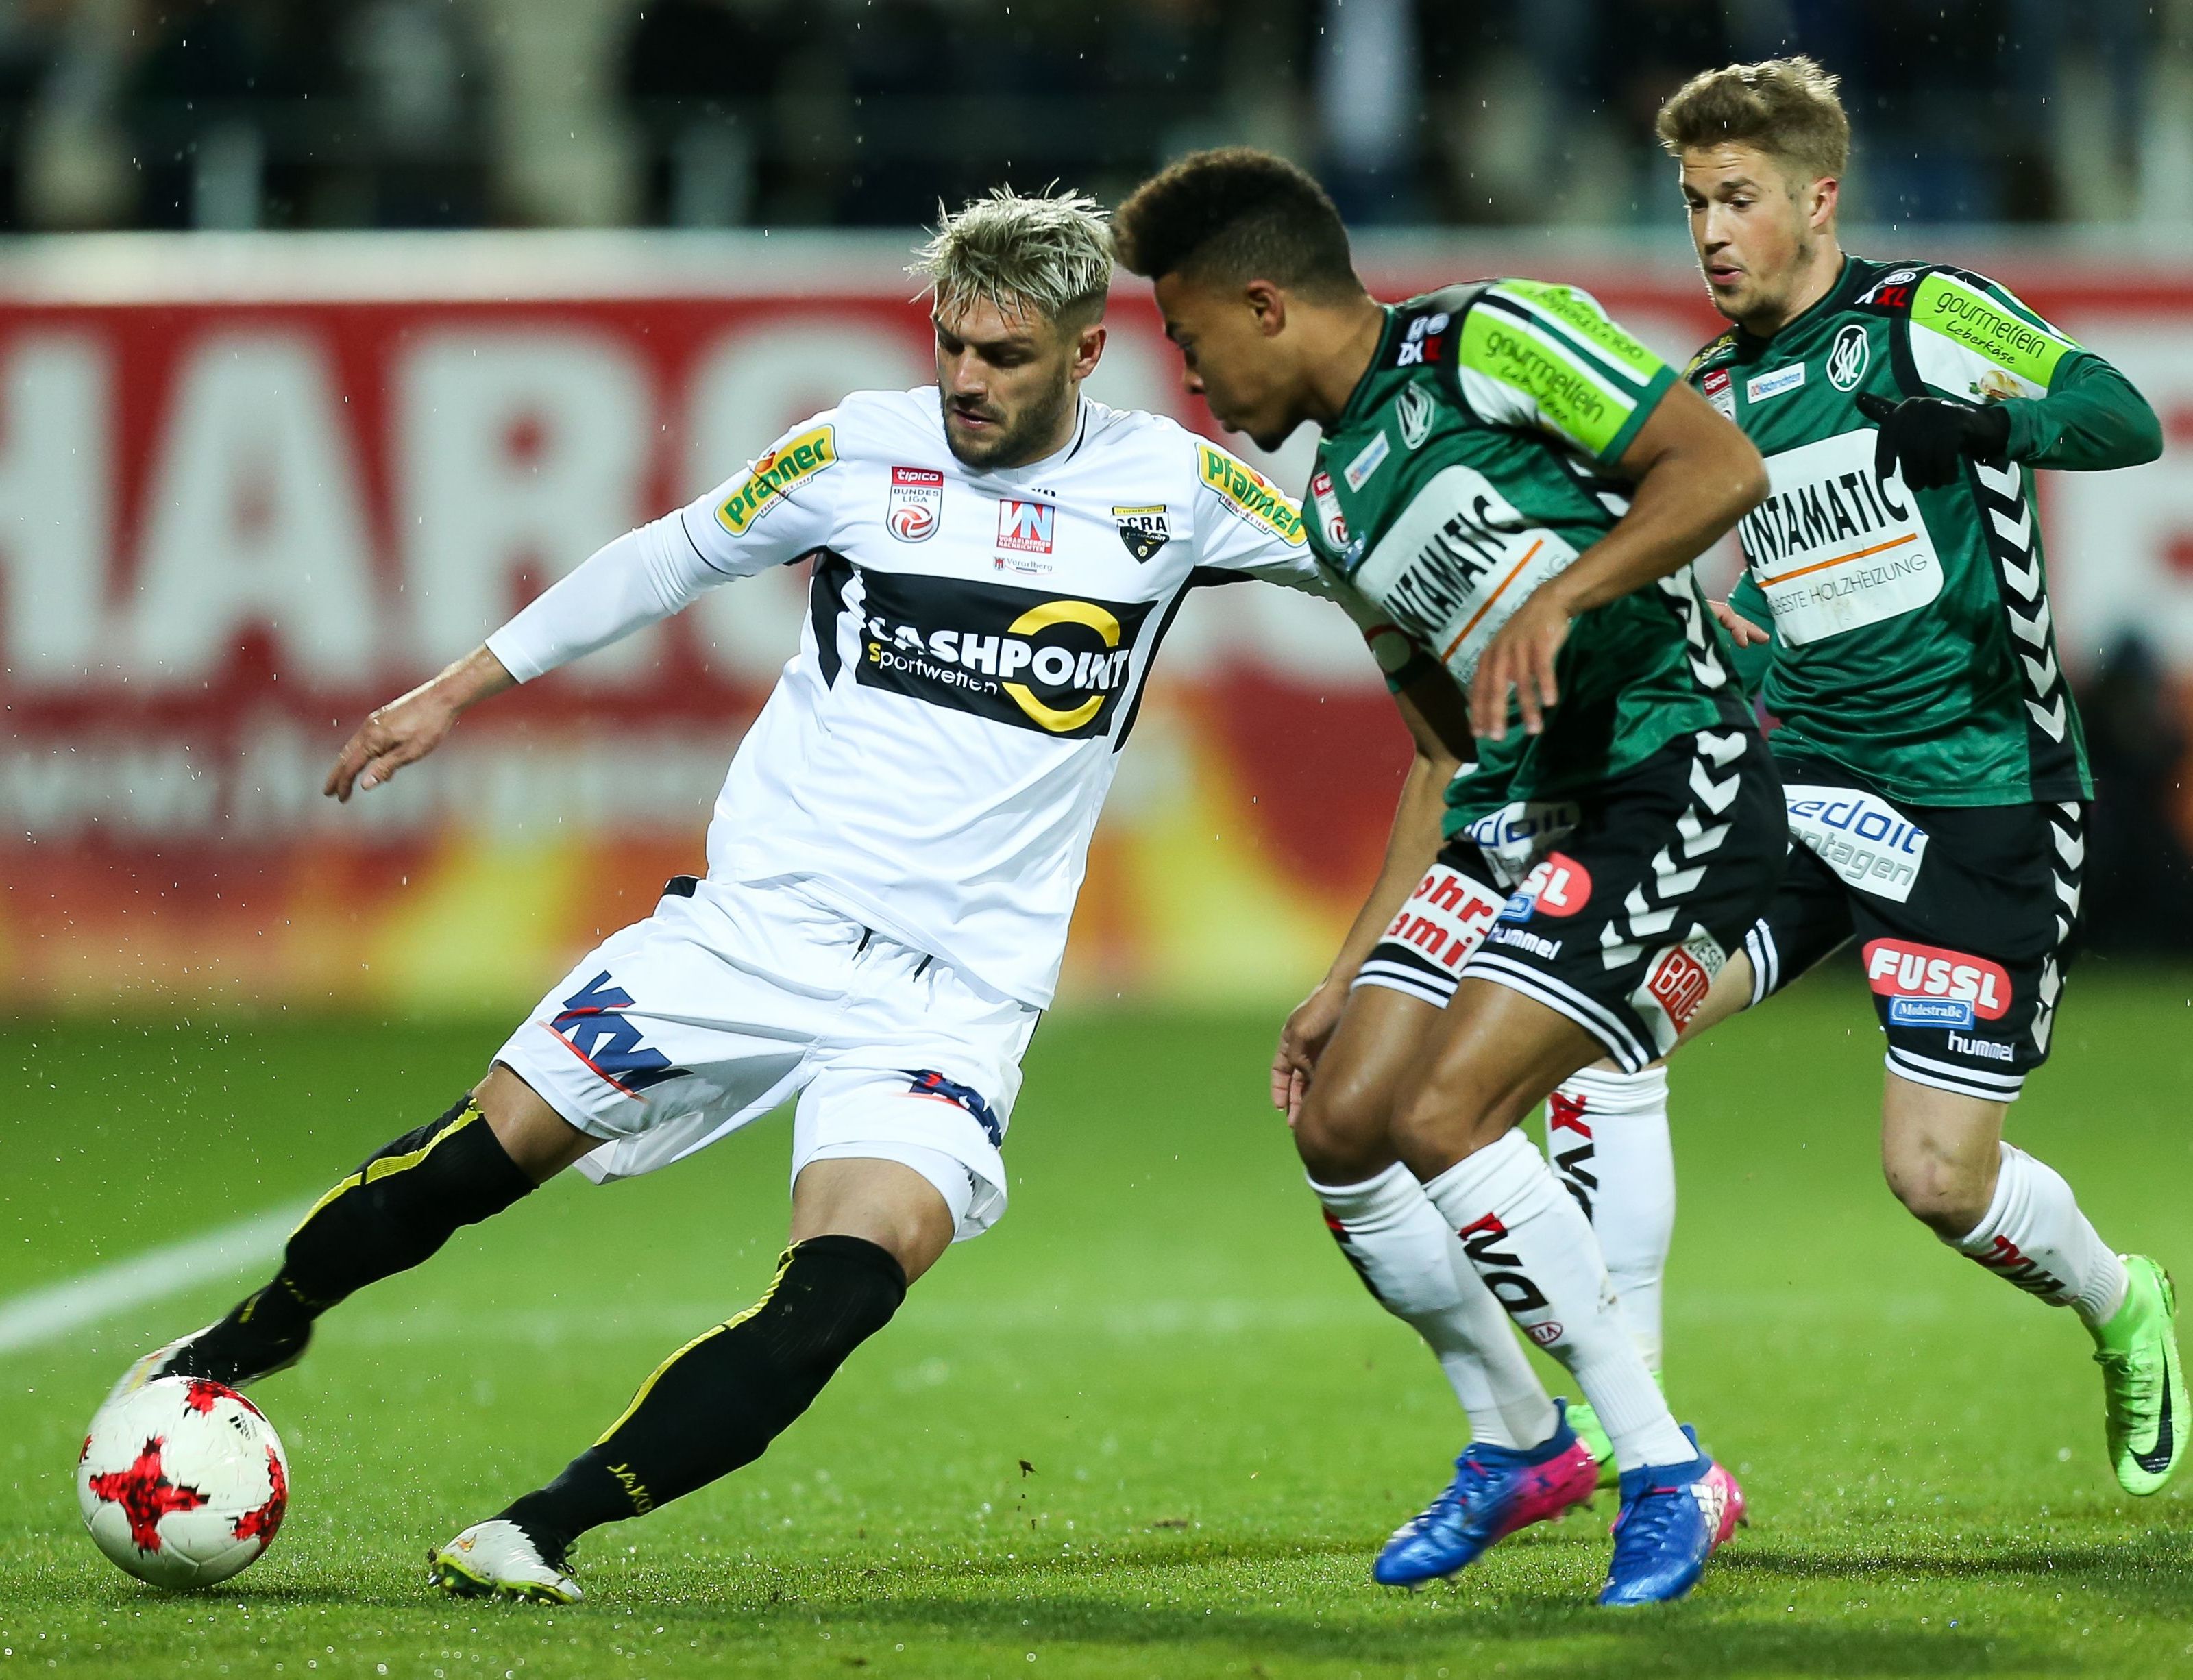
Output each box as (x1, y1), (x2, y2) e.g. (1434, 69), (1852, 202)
(1743, 758), (2085, 1103)
(1356, 727), (1785, 1071)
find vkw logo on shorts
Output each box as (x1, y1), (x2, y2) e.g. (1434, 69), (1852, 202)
(904, 1069), (1003, 1146)
(1827, 323), (1870, 391)
(547, 972), (687, 1096)
(886, 467), (943, 543)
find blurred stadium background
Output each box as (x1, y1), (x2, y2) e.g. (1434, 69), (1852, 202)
(1, 0), (2190, 1017)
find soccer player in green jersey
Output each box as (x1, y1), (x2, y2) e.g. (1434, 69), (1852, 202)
(1643, 56), (2183, 1499)
(1116, 151), (1776, 1605)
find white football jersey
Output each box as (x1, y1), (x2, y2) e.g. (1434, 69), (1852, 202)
(487, 386), (1325, 1006)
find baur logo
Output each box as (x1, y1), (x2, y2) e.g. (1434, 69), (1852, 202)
(1863, 939), (2011, 1020)
(996, 498), (1055, 554)
(1645, 945), (1713, 1034)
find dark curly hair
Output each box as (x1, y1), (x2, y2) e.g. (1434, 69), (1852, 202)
(1112, 147), (1362, 301)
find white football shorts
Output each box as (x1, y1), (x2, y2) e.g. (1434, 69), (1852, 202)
(493, 876), (1040, 1239)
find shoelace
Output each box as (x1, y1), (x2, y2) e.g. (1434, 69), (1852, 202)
(1609, 1481), (1689, 1560)
(2094, 1346), (2155, 1413)
(1412, 1453), (1498, 1533)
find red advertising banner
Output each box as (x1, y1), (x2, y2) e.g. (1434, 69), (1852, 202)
(3, 236), (2190, 1011)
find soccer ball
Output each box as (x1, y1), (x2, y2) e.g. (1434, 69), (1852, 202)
(77, 1376), (289, 1588)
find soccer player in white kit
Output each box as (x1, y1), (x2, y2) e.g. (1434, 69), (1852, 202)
(109, 190), (1329, 1603)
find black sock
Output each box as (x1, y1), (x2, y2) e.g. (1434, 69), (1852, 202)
(498, 1235), (907, 1557)
(181, 1096), (536, 1384)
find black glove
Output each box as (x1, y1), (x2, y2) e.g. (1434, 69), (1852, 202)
(1854, 391), (2012, 491)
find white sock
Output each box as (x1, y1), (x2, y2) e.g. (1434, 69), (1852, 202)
(1548, 1064), (1674, 1374)
(1312, 1163), (1558, 1450)
(1423, 1129), (1695, 1472)
(1951, 1141), (2129, 1328)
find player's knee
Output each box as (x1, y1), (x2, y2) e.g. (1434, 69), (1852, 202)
(1388, 1077), (1515, 1179)
(474, 1063), (598, 1183)
(1883, 1152), (1989, 1238)
(1293, 1069), (1397, 1185)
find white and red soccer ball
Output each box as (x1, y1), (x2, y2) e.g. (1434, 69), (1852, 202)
(77, 1377), (289, 1588)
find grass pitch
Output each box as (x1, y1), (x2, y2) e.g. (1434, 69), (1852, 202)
(2, 971), (2190, 1678)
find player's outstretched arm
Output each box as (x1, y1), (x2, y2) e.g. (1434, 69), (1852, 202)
(1272, 673), (1468, 1121)
(325, 645), (515, 802)
(1471, 381), (1767, 740)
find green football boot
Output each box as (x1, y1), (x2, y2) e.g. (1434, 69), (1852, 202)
(2092, 1255), (2185, 1497)
(1565, 1368), (1665, 1492)
(1566, 1398), (1617, 1489)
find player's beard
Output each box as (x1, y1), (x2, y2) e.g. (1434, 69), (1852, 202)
(941, 366), (1075, 470)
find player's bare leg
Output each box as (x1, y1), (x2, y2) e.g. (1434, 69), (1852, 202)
(112, 1064), (587, 1403)
(1880, 1073), (2182, 1496)
(436, 1157), (951, 1601)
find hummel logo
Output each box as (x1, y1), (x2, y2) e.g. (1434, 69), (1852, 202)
(2133, 1368), (2175, 1475)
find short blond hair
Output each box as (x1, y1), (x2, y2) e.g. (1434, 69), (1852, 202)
(909, 186), (1112, 328)
(1656, 55), (1850, 183)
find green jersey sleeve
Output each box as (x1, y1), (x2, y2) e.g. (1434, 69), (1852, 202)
(1451, 280), (1678, 467)
(1903, 269), (2162, 471)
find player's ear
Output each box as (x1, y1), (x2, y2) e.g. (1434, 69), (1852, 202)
(1245, 280), (1288, 339)
(1808, 174), (1839, 232)
(1069, 321), (1106, 382)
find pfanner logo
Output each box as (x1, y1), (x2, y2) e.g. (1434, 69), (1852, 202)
(996, 497), (1055, 554)
(715, 423), (837, 536)
(1198, 443), (1306, 544)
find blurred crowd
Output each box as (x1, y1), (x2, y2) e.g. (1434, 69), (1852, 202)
(0, 0), (2181, 232)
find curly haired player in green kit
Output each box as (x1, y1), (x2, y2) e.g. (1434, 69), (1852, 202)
(1117, 150), (1773, 1605)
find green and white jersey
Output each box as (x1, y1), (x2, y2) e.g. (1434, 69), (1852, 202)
(1695, 256), (2161, 806)
(1306, 280), (1752, 831)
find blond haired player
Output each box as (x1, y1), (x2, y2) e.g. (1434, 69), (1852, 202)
(108, 190), (1330, 1603)
(1644, 57), (2181, 1500)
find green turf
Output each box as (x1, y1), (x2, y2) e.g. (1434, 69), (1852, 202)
(3, 970), (2191, 1678)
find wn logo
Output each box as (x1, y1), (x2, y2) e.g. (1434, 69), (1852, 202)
(905, 1069), (1003, 1146)
(996, 498), (1055, 554)
(547, 972), (685, 1095)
